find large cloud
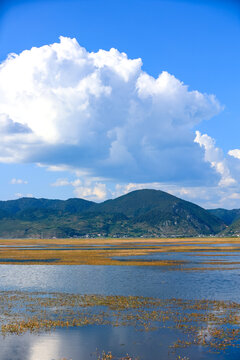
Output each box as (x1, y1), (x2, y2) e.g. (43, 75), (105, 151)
(0, 36), (222, 184)
(51, 130), (240, 205)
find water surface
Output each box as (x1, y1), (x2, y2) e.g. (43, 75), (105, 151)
(1, 247), (240, 360)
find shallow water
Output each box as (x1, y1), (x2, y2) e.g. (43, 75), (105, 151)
(2, 324), (240, 360)
(1, 324), (238, 360)
(113, 250), (240, 268)
(1, 249), (240, 360)
(1, 263), (240, 300)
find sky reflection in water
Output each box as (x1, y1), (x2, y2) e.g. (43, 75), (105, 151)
(1, 261), (240, 360)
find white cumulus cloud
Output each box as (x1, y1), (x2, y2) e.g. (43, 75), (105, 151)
(194, 131), (236, 187)
(228, 149), (240, 160)
(73, 183), (108, 202)
(51, 177), (110, 201)
(0, 36), (222, 185)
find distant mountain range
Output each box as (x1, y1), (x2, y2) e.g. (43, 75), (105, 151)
(0, 189), (239, 238)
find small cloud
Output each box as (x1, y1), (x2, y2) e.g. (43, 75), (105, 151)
(14, 193), (33, 198)
(51, 177), (107, 201)
(228, 193), (240, 200)
(10, 178), (28, 184)
(71, 179), (82, 187)
(74, 183), (108, 202)
(44, 164), (73, 172)
(51, 178), (82, 187)
(51, 178), (70, 187)
(228, 149), (240, 160)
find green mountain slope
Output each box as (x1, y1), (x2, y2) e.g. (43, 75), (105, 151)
(88, 189), (226, 236)
(219, 218), (240, 237)
(89, 189), (178, 217)
(0, 197), (95, 215)
(208, 208), (240, 226)
(0, 190), (226, 238)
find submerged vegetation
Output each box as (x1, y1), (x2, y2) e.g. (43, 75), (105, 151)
(1, 290), (240, 355)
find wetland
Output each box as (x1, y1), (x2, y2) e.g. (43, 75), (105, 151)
(1, 238), (240, 360)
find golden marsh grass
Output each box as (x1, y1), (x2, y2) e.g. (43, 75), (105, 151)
(0, 237), (240, 267)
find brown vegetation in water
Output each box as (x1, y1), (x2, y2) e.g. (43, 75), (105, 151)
(1, 291), (240, 354)
(0, 237), (239, 267)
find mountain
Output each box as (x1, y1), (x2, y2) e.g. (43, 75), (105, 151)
(219, 218), (240, 237)
(87, 189), (225, 236)
(208, 208), (240, 226)
(0, 197), (94, 216)
(0, 189), (226, 238)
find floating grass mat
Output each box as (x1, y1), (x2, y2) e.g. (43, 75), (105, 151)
(0, 238), (240, 266)
(1, 291), (240, 354)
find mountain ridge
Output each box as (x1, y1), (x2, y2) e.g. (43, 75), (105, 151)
(0, 189), (231, 238)
(208, 208), (240, 226)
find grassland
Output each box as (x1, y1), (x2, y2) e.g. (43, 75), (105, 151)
(0, 237), (240, 268)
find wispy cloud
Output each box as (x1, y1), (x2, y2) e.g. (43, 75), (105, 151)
(10, 178), (28, 184)
(51, 178), (69, 187)
(14, 193), (33, 199)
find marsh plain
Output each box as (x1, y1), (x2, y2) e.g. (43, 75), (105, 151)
(1, 237), (240, 360)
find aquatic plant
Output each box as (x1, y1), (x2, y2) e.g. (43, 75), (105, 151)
(1, 291), (240, 354)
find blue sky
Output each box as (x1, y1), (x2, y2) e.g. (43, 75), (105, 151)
(0, 0), (239, 208)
